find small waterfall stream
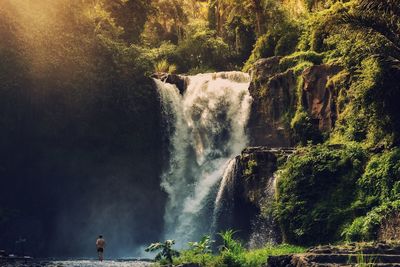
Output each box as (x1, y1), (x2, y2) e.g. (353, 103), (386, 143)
(248, 173), (280, 248)
(155, 72), (252, 246)
(211, 157), (239, 236)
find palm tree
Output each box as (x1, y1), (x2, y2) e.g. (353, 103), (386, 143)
(341, 0), (400, 68)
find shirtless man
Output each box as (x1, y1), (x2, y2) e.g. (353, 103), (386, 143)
(96, 235), (106, 261)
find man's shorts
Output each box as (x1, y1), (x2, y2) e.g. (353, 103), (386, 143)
(97, 247), (104, 253)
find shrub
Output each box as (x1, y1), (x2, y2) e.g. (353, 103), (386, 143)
(291, 110), (323, 145)
(276, 144), (366, 245)
(145, 240), (180, 264)
(243, 160), (257, 178)
(358, 149), (400, 203)
(154, 59), (177, 74)
(243, 23), (300, 72)
(343, 200), (400, 242)
(188, 235), (213, 255)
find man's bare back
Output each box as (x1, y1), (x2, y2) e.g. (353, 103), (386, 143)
(96, 235), (106, 261)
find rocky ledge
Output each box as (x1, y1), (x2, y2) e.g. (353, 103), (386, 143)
(151, 73), (188, 94)
(266, 242), (400, 267)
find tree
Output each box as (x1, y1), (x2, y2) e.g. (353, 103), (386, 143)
(103, 0), (153, 43)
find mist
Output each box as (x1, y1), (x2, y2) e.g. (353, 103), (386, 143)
(0, 0), (166, 258)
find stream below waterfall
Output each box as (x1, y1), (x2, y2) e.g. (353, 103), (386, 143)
(0, 260), (152, 267)
(155, 72), (252, 247)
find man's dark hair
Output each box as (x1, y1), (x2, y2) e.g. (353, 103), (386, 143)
(99, 235), (103, 238)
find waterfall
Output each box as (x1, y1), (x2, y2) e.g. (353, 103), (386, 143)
(248, 173), (280, 248)
(211, 157), (239, 238)
(154, 72), (252, 246)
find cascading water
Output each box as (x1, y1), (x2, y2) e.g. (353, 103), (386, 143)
(211, 157), (239, 237)
(248, 173), (280, 248)
(154, 72), (252, 246)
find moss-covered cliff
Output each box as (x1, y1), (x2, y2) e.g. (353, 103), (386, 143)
(242, 0), (400, 247)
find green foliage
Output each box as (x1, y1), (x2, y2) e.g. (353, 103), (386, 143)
(103, 0), (153, 43)
(291, 110), (323, 145)
(297, 2), (350, 52)
(279, 51), (324, 71)
(172, 241), (306, 267)
(343, 149), (400, 242)
(241, 244), (306, 267)
(243, 160), (257, 178)
(359, 149), (400, 203)
(243, 23), (300, 71)
(332, 57), (399, 147)
(218, 230), (245, 266)
(173, 249), (217, 266)
(343, 200), (400, 242)
(339, 0), (400, 65)
(327, 0), (400, 146)
(224, 15), (256, 66)
(145, 240), (180, 264)
(219, 229), (245, 253)
(188, 235), (214, 255)
(276, 144), (367, 245)
(176, 20), (230, 72)
(154, 59), (177, 74)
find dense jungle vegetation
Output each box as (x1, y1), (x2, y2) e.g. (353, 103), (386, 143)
(1, 0), (400, 261)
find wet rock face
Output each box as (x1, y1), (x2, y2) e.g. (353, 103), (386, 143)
(247, 58), (296, 147)
(301, 64), (342, 132)
(232, 147), (292, 245)
(240, 147), (293, 205)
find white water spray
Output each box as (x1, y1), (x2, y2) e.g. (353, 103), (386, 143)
(155, 72), (252, 246)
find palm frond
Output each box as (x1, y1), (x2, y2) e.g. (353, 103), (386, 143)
(358, 0), (400, 17)
(341, 12), (400, 54)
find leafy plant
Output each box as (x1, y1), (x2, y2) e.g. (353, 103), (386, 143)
(145, 240), (180, 264)
(154, 59), (177, 74)
(218, 230), (245, 267)
(243, 160), (257, 178)
(188, 235), (213, 255)
(219, 230), (244, 254)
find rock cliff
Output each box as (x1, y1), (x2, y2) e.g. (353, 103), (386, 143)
(247, 56), (343, 146)
(247, 57), (297, 147)
(302, 64), (342, 132)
